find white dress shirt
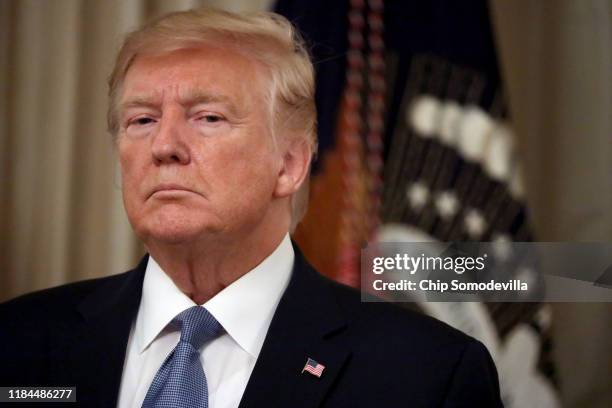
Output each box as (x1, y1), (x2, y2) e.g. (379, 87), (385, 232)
(117, 234), (294, 408)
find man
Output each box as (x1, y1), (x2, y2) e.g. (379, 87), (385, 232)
(0, 8), (502, 407)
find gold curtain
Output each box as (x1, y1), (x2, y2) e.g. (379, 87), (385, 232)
(0, 0), (272, 300)
(492, 1), (612, 407)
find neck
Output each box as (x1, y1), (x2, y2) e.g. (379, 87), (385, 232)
(144, 219), (289, 305)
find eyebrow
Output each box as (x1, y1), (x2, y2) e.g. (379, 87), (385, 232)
(119, 90), (243, 117)
(179, 89), (248, 119)
(179, 90), (235, 110)
(119, 96), (160, 111)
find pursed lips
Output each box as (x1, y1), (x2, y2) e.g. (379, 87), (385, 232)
(148, 183), (201, 198)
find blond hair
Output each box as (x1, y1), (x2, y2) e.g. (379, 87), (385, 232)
(107, 8), (317, 229)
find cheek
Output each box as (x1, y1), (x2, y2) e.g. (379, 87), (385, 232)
(226, 144), (275, 181)
(118, 144), (146, 202)
(202, 140), (279, 198)
(119, 156), (136, 189)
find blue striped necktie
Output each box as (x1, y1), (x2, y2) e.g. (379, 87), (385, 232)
(142, 306), (222, 408)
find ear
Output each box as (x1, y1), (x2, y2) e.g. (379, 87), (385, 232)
(274, 137), (312, 198)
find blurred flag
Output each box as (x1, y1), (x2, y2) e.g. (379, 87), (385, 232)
(276, 0), (560, 406)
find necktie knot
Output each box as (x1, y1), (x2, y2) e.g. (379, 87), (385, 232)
(173, 306), (222, 350)
(142, 306), (221, 407)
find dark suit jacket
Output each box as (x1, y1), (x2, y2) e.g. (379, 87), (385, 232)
(0, 248), (503, 407)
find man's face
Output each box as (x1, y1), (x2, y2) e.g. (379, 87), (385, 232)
(117, 45), (283, 245)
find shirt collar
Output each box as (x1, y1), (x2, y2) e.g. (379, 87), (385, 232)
(135, 234), (294, 357)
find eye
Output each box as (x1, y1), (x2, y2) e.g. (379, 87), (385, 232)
(198, 114), (224, 123)
(131, 117), (156, 126)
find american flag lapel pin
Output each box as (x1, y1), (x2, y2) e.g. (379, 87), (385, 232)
(302, 357), (325, 378)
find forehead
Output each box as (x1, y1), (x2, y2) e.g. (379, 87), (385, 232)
(120, 45), (271, 106)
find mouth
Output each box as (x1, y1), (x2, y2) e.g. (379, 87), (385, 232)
(149, 183), (200, 199)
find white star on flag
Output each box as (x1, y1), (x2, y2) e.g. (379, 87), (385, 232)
(464, 208), (487, 238)
(435, 190), (459, 219)
(407, 181), (429, 210)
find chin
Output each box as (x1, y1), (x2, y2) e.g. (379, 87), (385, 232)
(135, 216), (221, 245)
(130, 204), (225, 242)
(142, 226), (216, 246)
(148, 230), (201, 245)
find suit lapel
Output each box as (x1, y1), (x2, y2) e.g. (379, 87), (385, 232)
(239, 247), (351, 408)
(63, 256), (148, 407)
(55, 248), (350, 407)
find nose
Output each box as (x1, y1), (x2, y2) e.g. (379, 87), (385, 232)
(151, 111), (190, 165)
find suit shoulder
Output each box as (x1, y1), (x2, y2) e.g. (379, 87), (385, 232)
(323, 275), (474, 348)
(0, 271), (135, 320)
